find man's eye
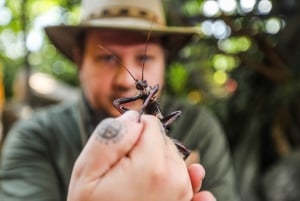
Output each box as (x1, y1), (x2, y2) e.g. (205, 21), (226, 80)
(138, 55), (153, 64)
(97, 55), (117, 64)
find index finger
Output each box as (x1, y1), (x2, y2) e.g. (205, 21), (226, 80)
(73, 111), (143, 180)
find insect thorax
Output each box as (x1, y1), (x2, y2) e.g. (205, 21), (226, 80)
(136, 80), (148, 90)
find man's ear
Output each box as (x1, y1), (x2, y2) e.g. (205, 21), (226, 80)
(72, 47), (83, 70)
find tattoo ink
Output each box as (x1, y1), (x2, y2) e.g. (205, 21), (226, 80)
(95, 118), (125, 144)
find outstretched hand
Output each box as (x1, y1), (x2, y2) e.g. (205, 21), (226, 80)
(67, 111), (216, 201)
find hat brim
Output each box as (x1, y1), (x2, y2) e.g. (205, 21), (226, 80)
(45, 24), (201, 63)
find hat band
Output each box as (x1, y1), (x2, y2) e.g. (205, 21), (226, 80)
(83, 6), (165, 26)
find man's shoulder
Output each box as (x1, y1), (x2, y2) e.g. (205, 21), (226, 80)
(161, 94), (225, 139)
(3, 101), (82, 151)
(28, 101), (78, 123)
(10, 101), (80, 135)
(161, 94), (214, 119)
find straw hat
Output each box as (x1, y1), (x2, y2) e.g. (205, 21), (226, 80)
(45, 0), (201, 62)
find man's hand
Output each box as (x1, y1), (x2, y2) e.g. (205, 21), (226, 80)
(67, 111), (216, 201)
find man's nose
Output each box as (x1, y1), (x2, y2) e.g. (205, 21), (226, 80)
(113, 64), (139, 89)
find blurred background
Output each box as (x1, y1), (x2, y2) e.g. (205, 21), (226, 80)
(1, 0), (300, 200)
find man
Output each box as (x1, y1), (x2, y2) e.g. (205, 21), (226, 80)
(0, 0), (239, 200)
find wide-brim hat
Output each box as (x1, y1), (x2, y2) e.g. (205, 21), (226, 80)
(45, 0), (201, 62)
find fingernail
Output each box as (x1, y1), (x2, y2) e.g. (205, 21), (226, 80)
(121, 110), (140, 122)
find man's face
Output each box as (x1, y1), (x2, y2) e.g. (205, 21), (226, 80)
(78, 30), (166, 117)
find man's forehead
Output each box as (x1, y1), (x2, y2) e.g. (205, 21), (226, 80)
(85, 29), (161, 45)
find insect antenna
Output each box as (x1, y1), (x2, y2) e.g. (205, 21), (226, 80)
(98, 44), (138, 83)
(141, 28), (152, 81)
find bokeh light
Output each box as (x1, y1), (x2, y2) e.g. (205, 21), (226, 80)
(212, 54), (237, 71)
(26, 29), (43, 52)
(0, 30), (25, 59)
(201, 19), (231, 39)
(213, 70), (228, 85)
(0, 7), (12, 25)
(240, 0), (256, 13)
(187, 90), (204, 104)
(218, 0), (237, 14)
(201, 20), (214, 36)
(0, 0), (5, 7)
(202, 0), (219, 17)
(212, 20), (231, 39)
(225, 78), (238, 94)
(218, 37), (251, 53)
(29, 72), (56, 95)
(265, 18), (281, 34)
(257, 0), (272, 14)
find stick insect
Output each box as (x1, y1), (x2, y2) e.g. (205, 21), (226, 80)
(98, 30), (191, 160)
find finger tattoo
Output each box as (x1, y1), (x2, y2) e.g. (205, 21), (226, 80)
(95, 118), (125, 144)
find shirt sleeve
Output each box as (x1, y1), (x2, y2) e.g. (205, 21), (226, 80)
(0, 118), (64, 201)
(0, 104), (81, 201)
(188, 107), (239, 201)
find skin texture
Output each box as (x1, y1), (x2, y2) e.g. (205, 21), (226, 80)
(67, 111), (216, 201)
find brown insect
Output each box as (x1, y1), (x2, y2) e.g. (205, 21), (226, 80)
(99, 31), (191, 160)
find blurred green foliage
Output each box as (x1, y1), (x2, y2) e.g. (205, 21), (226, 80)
(0, 0), (276, 102)
(0, 0), (80, 100)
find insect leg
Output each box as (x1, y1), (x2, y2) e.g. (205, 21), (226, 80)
(161, 111), (190, 160)
(171, 138), (191, 160)
(113, 94), (143, 114)
(139, 84), (159, 120)
(161, 111), (182, 128)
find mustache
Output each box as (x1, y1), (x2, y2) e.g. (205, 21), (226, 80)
(111, 89), (139, 99)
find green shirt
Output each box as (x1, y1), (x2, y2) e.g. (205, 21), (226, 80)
(0, 95), (239, 201)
